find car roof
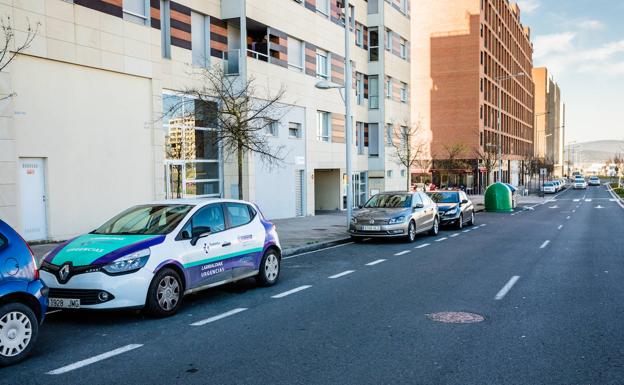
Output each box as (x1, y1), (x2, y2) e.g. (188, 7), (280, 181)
(147, 198), (254, 206)
(428, 190), (459, 193)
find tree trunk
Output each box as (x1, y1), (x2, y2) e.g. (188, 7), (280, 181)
(237, 141), (244, 200)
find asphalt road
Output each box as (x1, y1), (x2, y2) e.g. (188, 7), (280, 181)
(3, 185), (623, 384)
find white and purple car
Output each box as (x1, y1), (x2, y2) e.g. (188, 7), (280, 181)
(40, 199), (281, 317)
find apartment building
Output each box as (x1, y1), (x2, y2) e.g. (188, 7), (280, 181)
(0, 0), (411, 241)
(533, 67), (564, 176)
(412, 0), (534, 191)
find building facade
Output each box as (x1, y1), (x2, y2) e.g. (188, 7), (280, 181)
(411, 0), (534, 191)
(0, 0), (411, 241)
(532, 67), (564, 177)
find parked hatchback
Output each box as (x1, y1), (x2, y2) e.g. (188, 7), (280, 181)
(427, 191), (475, 229)
(349, 192), (439, 242)
(0, 220), (47, 366)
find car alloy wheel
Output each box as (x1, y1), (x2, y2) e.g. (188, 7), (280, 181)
(457, 214), (464, 229)
(264, 253), (279, 283)
(408, 221), (416, 242)
(429, 217), (439, 236)
(469, 211), (475, 226)
(156, 275), (180, 311)
(0, 311), (32, 358)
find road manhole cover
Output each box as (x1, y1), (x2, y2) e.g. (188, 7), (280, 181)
(426, 312), (485, 324)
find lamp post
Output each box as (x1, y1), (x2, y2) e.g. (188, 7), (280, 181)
(495, 72), (526, 183)
(316, 0), (353, 226)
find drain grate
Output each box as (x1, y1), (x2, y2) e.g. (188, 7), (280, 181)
(426, 312), (485, 324)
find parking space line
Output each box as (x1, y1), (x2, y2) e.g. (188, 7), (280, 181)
(191, 308), (248, 326)
(540, 240), (550, 249)
(462, 229), (471, 233)
(328, 270), (355, 279)
(271, 285), (312, 299)
(366, 259), (386, 266)
(47, 344), (143, 375)
(435, 237), (448, 242)
(394, 250), (411, 256)
(495, 276), (520, 300)
(415, 243), (430, 249)
(450, 233), (459, 238)
(558, 225), (563, 230)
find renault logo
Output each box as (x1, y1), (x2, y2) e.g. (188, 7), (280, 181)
(58, 263), (71, 283)
(369, 219), (375, 224)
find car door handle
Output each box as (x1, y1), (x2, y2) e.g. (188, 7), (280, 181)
(222, 242), (231, 247)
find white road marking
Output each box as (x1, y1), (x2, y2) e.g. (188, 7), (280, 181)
(45, 310), (62, 315)
(328, 270), (355, 279)
(415, 243), (430, 249)
(548, 205), (559, 209)
(540, 240), (550, 249)
(572, 209), (576, 213)
(366, 259), (386, 266)
(558, 225), (563, 230)
(450, 233), (459, 238)
(435, 237), (448, 242)
(511, 213), (516, 216)
(566, 216), (571, 220)
(283, 242), (354, 260)
(394, 250), (411, 256)
(463, 230), (471, 233)
(271, 285), (312, 299)
(47, 344), (143, 375)
(495, 276), (520, 300)
(573, 199), (580, 202)
(596, 205), (604, 209)
(585, 199), (592, 202)
(191, 308), (248, 326)
(480, 224), (487, 227)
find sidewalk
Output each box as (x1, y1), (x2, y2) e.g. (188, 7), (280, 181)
(470, 193), (555, 211)
(29, 212), (351, 260)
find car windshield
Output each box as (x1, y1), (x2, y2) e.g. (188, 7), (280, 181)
(545, 183), (554, 186)
(575, 179), (584, 182)
(93, 204), (193, 235)
(364, 194), (412, 208)
(427, 192), (459, 203)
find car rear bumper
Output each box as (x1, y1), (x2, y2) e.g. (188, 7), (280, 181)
(41, 268), (153, 309)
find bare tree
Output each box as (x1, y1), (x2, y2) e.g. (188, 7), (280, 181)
(435, 143), (470, 188)
(390, 120), (430, 191)
(473, 144), (497, 189)
(0, 16), (40, 99)
(164, 66), (289, 200)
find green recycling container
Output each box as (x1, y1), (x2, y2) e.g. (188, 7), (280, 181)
(484, 183), (513, 212)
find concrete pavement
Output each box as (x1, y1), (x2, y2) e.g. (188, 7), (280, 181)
(4, 184), (624, 384)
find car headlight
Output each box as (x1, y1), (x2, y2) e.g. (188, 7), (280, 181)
(102, 248), (150, 274)
(388, 216), (406, 224)
(445, 208), (458, 216)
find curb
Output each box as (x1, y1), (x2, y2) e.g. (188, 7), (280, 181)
(282, 237), (352, 257)
(606, 184), (624, 209)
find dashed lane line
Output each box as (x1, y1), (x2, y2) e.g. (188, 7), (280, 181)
(450, 233), (459, 238)
(271, 285), (313, 299)
(47, 344), (144, 375)
(366, 259), (386, 266)
(558, 225), (563, 230)
(394, 250), (411, 256)
(328, 270), (355, 279)
(191, 308), (248, 326)
(495, 276), (520, 300)
(540, 240), (550, 249)
(435, 237), (448, 242)
(415, 243), (430, 249)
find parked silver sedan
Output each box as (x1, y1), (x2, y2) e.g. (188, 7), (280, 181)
(349, 192), (440, 243)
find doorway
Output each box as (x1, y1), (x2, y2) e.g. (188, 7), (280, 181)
(19, 158), (48, 241)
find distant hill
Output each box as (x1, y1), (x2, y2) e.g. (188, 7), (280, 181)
(565, 140), (624, 163)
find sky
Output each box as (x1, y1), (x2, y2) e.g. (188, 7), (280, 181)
(516, 0), (624, 144)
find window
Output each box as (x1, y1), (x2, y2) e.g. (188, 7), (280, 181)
(369, 75), (379, 109)
(368, 0), (378, 14)
(386, 123), (393, 145)
(317, 0), (329, 15)
(385, 78), (392, 99)
(400, 82), (408, 103)
(267, 121), (279, 136)
(191, 12), (210, 68)
(401, 0), (408, 13)
(160, 0), (171, 58)
(288, 36), (304, 71)
(191, 204), (226, 234)
(369, 122), (379, 156)
(348, 4), (355, 29)
(123, 0), (148, 25)
(95, 204), (193, 235)
(385, 29), (392, 51)
(369, 28), (379, 61)
(356, 72), (364, 105)
(400, 38), (407, 59)
(401, 169), (407, 177)
(317, 111), (330, 142)
(355, 25), (363, 47)
(356, 122), (365, 154)
(289, 122), (302, 138)
(387, 170), (393, 178)
(316, 50), (329, 79)
(225, 203), (253, 228)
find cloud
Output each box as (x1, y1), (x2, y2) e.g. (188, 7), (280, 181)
(516, 0), (540, 14)
(578, 19), (605, 30)
(533, 32), (576, 59)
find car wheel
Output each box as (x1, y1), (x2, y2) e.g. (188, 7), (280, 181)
(428, 216), (439, 236)
(468, 211), (476, 226)
(456, 214), (464, 230)
(145, 268), (183, 317)
(256, 249), (280, 287)
(0, 302), (38, 367)
(405, 220), (417, 243)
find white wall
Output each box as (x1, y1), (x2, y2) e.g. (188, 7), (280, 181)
(12, 55), (155, 240)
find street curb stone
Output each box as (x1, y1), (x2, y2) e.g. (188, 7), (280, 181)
(282, 237), (352, 257)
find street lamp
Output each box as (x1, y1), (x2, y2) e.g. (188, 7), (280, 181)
(315, 0), (353, 227)
(495, 72), (526, 183)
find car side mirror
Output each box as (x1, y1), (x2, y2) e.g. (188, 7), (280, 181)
(461, 199), (469, 204)
(413, 203), (424, 210)
(190, 226), (211, 246)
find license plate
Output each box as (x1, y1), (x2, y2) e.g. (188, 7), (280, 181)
(362, 225), (381, 231)
(48, 298), (81, 309)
